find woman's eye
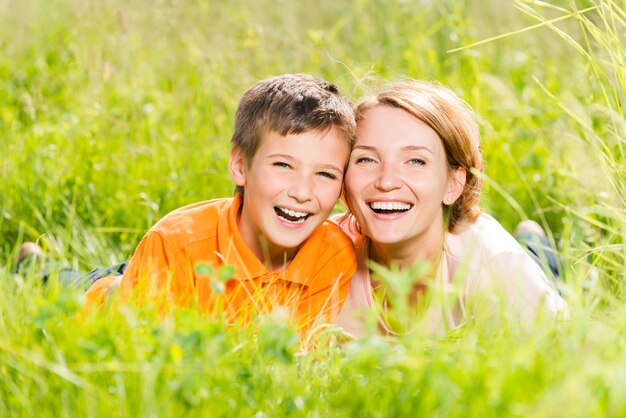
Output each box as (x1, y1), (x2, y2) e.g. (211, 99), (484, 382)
(408, 158), (426, 166)
(354, 156), (376, 164)
(317, 171), (338, 180)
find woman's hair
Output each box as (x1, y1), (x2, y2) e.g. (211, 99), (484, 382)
(356, 80), (483, 231)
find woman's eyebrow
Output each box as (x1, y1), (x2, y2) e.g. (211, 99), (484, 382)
(402, 145), (433, 154)
(353, 145), (433, 153)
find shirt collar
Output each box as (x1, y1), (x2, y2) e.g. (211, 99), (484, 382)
(217, 194), (313, 287)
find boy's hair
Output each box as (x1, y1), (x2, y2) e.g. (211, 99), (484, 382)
(231, 74), (356, 194)
(356, 80), (483, 231)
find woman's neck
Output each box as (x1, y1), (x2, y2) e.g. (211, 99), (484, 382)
(368, 225), (446, 269)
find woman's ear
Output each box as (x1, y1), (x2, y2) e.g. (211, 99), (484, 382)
(444, 167), (466, 205)
(229, 147), (246, 187)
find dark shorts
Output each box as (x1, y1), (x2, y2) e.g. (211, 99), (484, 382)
(516, 232), (562, 293)
(14, 257), (128, 290)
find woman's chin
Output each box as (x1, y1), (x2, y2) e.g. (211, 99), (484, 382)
(364, 229), (408, 245)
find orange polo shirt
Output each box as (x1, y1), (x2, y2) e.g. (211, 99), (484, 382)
(84, 195), (356, 332)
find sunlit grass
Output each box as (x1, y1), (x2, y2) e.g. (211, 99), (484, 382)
(1, 0), (625, 415)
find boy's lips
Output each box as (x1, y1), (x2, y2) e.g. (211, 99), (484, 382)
(274, 206), (313, 224)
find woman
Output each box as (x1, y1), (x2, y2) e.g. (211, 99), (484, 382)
(334, 80), (566, 336)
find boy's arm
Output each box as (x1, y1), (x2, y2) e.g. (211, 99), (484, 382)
(83, 275), (122, 310)
(84, 231), (194, 310)
(118, 231), (195, 307)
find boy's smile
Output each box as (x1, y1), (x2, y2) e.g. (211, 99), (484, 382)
(274, 206), (312, 224)
(230, 128), (349, 269)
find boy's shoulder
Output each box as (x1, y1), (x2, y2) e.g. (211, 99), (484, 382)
(289, 218), (356, 284)
(320, 217), (354, 240)
(305, 218), (356, 256)
(149, 197), (234, 245)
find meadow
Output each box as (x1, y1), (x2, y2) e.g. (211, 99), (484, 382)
(1, 0), (625, 416)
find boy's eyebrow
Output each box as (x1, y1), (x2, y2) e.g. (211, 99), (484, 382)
(319, 163), (344, 173)
(267, 153), (343, 173)
(267, 153), (295, 159)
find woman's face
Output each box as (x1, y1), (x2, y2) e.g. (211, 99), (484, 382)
(345, 105), (461, 247)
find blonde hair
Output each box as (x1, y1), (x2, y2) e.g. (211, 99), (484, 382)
(356, 80), (483, 231)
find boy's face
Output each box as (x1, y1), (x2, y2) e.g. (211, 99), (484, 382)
(230, 128), (349, 264)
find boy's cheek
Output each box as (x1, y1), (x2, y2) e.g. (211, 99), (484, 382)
(318, 183), (344, 215)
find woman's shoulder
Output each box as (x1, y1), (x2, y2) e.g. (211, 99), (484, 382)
(445, 213), (526, 262)
(444, 213), (566, 315)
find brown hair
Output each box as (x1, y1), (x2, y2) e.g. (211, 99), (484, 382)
(356, 80), (483, 231)
(231, 74), (356, 194)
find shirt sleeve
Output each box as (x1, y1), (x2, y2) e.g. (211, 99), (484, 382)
(83, 275), (120, 311)
(118, 230), (196, 307)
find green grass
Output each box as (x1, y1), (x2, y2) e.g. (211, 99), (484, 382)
(1, 0), (625, 416)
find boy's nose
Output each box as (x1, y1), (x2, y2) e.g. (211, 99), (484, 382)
(288, 176), (314, 203)
(374, 163), (402, 191)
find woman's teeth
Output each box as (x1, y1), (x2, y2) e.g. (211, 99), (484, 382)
(368, 201), (412, 213)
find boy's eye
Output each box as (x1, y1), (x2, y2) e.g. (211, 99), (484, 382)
(273, 162), (291, 169)
(317, 171), (338, 180)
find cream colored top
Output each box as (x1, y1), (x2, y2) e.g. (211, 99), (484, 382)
(332, 213), (567, 337)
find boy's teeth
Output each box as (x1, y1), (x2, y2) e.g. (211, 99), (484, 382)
(275, 206), (310, 223)
(282, 208), (308, 218)
(369, 201), (411, 211)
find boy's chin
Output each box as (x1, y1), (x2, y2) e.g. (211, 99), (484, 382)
(266, 211), (331, 250)
(270, 225), (316, 248)
(270, 233), (311, 251)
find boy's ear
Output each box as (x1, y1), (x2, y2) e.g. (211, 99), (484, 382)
(229, 147), (247, 187)
(445, 167), (466, 205)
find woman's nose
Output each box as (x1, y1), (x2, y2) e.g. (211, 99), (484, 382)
(374, 163), (402, 191)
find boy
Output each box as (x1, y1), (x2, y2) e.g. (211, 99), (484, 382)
(84, 74), (357, 333)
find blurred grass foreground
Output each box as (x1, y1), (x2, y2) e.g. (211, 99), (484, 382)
(0, 0), (625, 416)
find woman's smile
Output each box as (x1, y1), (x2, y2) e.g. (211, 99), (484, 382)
(346, 104), (455, 249)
